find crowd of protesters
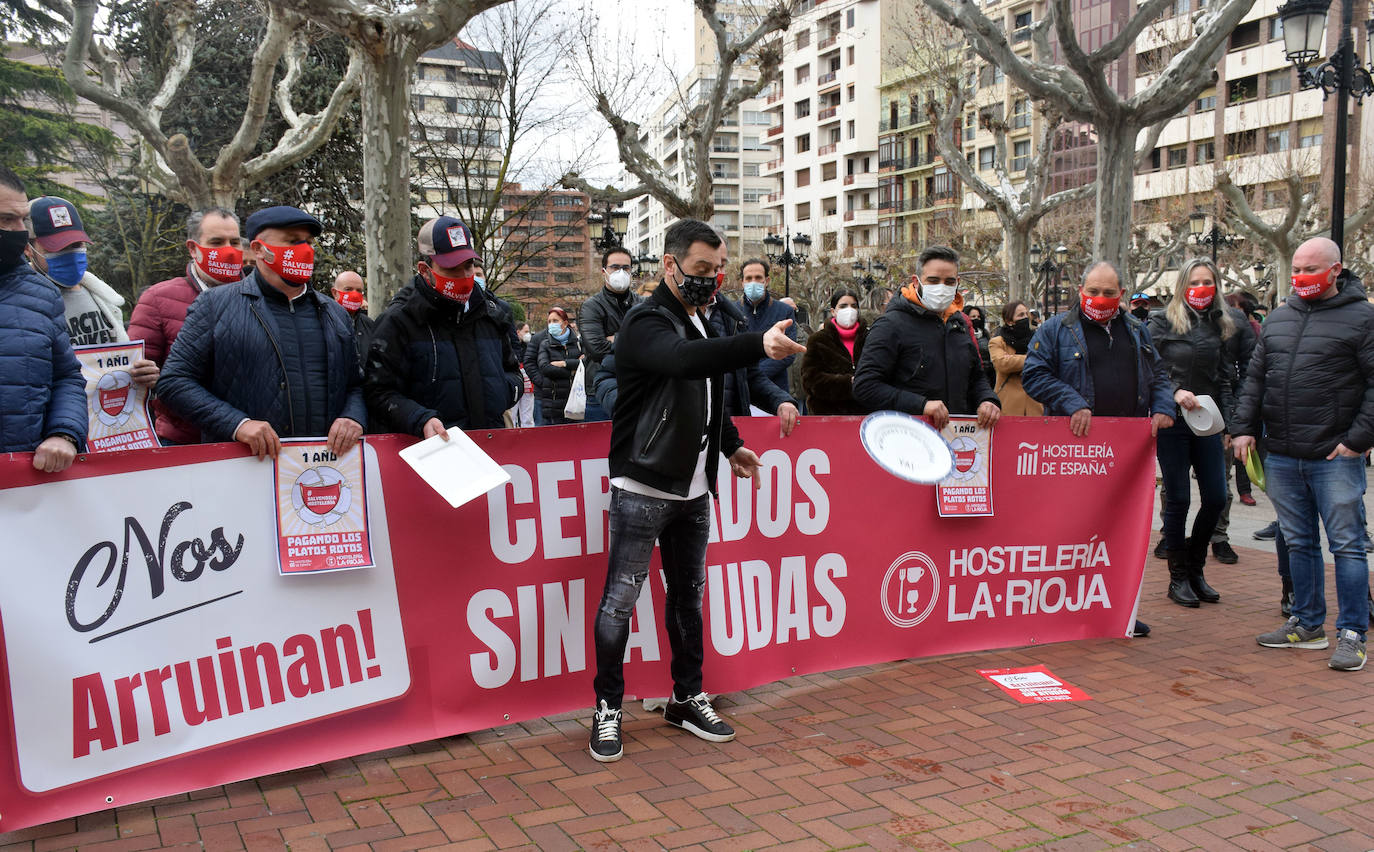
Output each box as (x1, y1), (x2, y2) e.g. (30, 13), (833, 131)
(1, 162), (1369, 766)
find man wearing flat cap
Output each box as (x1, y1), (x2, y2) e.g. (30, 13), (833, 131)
(158, 205), (366, 458)
(364, 215), (520, 437)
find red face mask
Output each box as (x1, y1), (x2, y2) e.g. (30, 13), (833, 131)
(1080, 292), (1120, 322)
(1292, 265), (1337, 300)
(258, 241), (315, 285)
(1185, 284), (1215, 310)
(335, 290), (365, 312)
(192, 243), (244, 283)
(431, 269), (476, 303)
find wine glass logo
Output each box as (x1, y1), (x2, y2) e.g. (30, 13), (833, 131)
(881, 551), (941, 628)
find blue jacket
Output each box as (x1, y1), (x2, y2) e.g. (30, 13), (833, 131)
(157, 272), (367, 442)
(0, 262), (87, 451)
(1022, 305), (1175, 417)
(736, 291), (797, 393)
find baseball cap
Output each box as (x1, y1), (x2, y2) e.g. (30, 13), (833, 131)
(30, 197), (90, 252)
(419, 215), (479, 268)
(244, 205), (323, 241)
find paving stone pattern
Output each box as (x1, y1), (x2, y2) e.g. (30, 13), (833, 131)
(3, 544), (1372, 851)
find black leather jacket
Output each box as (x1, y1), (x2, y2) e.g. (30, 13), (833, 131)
(1147, 304), (1240, 426)
(608, 285), (765, 497)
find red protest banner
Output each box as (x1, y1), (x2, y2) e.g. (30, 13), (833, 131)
(0, 416), (1154, 830)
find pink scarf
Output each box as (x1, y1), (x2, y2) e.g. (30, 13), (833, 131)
(832, 318), (859, 359)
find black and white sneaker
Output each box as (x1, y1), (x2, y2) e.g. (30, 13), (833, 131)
(664, 692), (735, 742)
(588, 700), (623, 762)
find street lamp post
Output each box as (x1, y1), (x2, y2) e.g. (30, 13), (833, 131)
(762, 229), (812, 297)
(1277, 0), (1374, 251)
(1030, 243), (1068, 316)
(851, 258), (889, 308)
(1188, 211), (1237, 264)
(633, 253), (659, 281)
(588, 203), (631, 254)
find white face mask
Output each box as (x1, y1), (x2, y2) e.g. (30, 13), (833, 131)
(922, 284), (957, 312)
(606, 269), (633, 293)
(520, 332), (532, 343)
(834, 306), (859, 328)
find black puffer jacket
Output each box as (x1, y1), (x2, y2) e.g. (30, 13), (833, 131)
(1147, 303), (1239, 425)
(853, 294), (998, 415)
(159, 272), (366, 442)
(363, 277), (521, 434)
(537, 331), (583, 416)
(1233, 271), (1374, 458)
(579, 286), (637, 393)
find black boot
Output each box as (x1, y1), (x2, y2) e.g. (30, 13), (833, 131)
(1167, 552), (1200, 607)
(1186, 535), (1221, 603)
(1280, 576), (1294, 617)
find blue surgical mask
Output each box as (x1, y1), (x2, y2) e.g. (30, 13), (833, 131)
(45, 248), (88, 288)
(474, 276), (486, 289)
(743, 282), (766, 303)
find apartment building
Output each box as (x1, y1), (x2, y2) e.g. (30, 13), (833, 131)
(624, 1), (778, 264)
(497, 186), (596, 319)
(1132, 0), (1360, 267)
(412, 39), (506, 221)
(761, 0), (889, 260)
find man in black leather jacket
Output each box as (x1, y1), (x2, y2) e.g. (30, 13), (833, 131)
(587, 219), (804, 763)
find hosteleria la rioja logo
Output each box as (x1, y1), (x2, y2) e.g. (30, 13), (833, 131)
(94, 371), (136, 427)
(290, 466), (352, 527)
(880, 551), (941, 628)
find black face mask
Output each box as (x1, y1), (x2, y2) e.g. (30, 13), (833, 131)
(667, 256), (716, 307)
(1131, 306), (1150, 320)
(0, 229), (29, 272)
(1005, 316), (1033, 352)
(970, 316), (985, 332)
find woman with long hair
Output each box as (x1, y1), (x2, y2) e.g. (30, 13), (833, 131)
(800, 287), (868, 414)
(988, 300), (1043, 416)
(1148, 258), (1237, 608)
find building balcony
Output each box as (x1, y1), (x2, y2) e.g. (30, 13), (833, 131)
(818, 143), (837, 156)
(767, 124), (784, 137)
(879, 157), (906, 172)
(711, 145), (740, 153)
(817, 71), (837, 86)
(767, 192), (784, 203)
(818, 105), (838, 121)
(765, 158), (783, 172)
(767, 90), (783, 105)
(818, 33), (838, 50)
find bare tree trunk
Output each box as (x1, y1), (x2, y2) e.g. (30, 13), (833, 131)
(1006, 227), (1032, 302)
(360, 48), (415, 308)
(1095, 120), (1135, 278)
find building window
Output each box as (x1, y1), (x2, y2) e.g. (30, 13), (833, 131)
(797, 133), (811, 153)
(847, 45), (855, 65)
(1226, 129), (1258, 156)
(1011, 98), (1029, 129)
(848, 120), (856, 139)
(846, 8), (855, 27)
(822, 161), (838, 181)
(978, 146), (995, 170)
(847, 84), (856, 102)
(1228, 75), (1258, 104)
(1196, 140), (1215, 163)
(796, 167), (811, 187)
(1300, 120), (1322, 147)
(796, 201), (811, 220)
(795, 64), (810, 85)
(963, 113), (976, 141)
(1269, 15), (1284, 41)
(795, 99), (811, 118)
(1012, 140), (1030, 171)
(1143, 147), (1162, 172)
(744, 163), (760, 177)
(1263, 185), (1290, 208)
(795, 29), (810, 49)
(1166, 145), (1187, 168)
(1265, 128), (1291, 153)
(1266, 70), (1292, 97)
(1229, 20), (1261, 50)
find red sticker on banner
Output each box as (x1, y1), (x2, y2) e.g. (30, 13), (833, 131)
(978, 665), (1092, 703)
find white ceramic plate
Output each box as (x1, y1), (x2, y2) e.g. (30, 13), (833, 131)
(859, 411), (954, 484)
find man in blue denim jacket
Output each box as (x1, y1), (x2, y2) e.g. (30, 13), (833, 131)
(1022, 261), (1175, 437)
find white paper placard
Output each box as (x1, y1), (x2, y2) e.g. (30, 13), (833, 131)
(397, 430), (511, 508)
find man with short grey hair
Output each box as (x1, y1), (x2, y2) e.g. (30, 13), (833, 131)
(129, 207), (243, 445)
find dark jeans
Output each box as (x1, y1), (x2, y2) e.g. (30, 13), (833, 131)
(1157, 422), (1227, 551)
(583, 397), (611, 423)
(593, 487), (711, 709)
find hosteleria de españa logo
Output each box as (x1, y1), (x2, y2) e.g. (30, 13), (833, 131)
(880, 551), (941, 628)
